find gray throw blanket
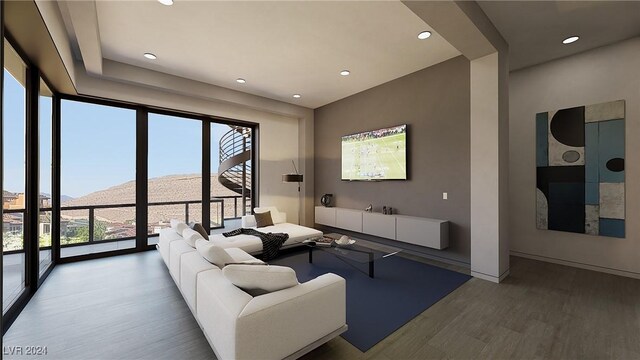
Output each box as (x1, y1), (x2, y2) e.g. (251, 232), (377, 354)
(222, 228), (289, 261)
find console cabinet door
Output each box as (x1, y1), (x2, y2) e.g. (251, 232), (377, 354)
(335, 209), (363, 232)
(396, 217), (449, 250)
(362, 213), (396, 239)
(315, 206), (336, 226)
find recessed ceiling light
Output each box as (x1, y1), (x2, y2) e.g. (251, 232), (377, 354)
(158, 0), (173, 5)
(236, 78), (246, 84)
(293, 94), (301, 99)
(562, 36), (579, 44)
(340, 70), (350, 76)
(143, 53), (157, 60)
(417, 31), (432, 40)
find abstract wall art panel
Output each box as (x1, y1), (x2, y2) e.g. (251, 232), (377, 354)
(536, 100), (625, 238)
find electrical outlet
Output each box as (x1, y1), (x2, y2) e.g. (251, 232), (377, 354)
(443, 192), (448, 200)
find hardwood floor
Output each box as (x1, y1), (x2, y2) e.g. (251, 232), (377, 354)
(302, 256), (640, 360)
(3, 251), (639, 360)
(3, 251), (215, 360)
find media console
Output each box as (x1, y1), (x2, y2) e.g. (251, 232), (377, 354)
(314, 206), (449, 250)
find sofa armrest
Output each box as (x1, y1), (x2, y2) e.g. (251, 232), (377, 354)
(158, 227), (182, 265)
(234, 273), (346, 360)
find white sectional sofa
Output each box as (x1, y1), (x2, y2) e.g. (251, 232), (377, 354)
(157, 218), (347, 360)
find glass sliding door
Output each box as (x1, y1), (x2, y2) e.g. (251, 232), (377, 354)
(2, 40), (28, 313)
(60, 99), (136, 258)
(38, 79), (53, 276)
(212, 124), (252, 229)
(147, 113), (201, 244)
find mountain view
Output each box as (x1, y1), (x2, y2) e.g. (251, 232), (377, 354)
(60, 173), (244, 234)
(3, 96), (252, 252)
(3, 174), (249, 251)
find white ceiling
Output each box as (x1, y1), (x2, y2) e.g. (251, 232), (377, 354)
(478, 1), (640, 70)
(62, 1), (461, 109)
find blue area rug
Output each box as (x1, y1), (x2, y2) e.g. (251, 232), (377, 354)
(271, 249), (471, 352)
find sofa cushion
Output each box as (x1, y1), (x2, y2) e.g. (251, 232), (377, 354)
(183, 228), (204, 248)
(169, 240), (196, 285)
(180, 251), (216, 313)
(254, 211), (274, 228)
(158, 227), (183, 266)
(224, 248), (264, 264)
(223, 264), (299, 294)
(196, 239), (235, 268)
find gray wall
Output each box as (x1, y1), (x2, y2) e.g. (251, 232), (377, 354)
(509, 37), (640, 278)
(314, 56), (471, 264)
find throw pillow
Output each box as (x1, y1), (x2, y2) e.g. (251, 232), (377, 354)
(242, 215), (257, 228)
(222, 264), (299, 293)
(182, 228), (204, 248)
(176, 223), (188, 236)
(195, 239), (234, 268)
(191, 223), (209, 239)
(254, 211), (274, 228)
(170, 219), (188, 235)
(255, 207), (286, 224)
(271, 211), (286, 224)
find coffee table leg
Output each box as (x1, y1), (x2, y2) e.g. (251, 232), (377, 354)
(308, 247), (313, 263)
(369, 252), (374, 278)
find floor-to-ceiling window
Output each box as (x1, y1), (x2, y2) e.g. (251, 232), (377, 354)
(38, 79), (53, 276)
(2, 39), (27, 313)
(147, 113), (202, 244)
(59, 99), (136, 258)
(0, 53), (257, 331)
(0, 2), (258, 329)
(212, 124), (252, 225)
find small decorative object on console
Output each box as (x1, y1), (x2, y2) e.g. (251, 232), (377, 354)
(321, 194), (333, 207)
(303, 236), (335, 247)
(365, 204), (373, 212)
(335, 235), (356, 246)
(388, 207), (393, 215)
(383, 206), (387, 215)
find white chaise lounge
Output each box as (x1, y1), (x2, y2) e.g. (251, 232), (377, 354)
(157, 220), (347, 360)
(208, 206), (323, 254)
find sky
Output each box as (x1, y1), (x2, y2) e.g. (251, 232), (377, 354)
(3, 69), (233, 199)
(3, 69), (26, 195)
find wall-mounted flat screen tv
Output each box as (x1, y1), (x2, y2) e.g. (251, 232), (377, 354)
(341, 124), (407, 181)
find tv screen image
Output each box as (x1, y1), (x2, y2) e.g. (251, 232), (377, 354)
(341, 124), (407, 181)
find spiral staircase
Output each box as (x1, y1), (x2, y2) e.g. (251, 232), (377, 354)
(218, 126), (252, 200)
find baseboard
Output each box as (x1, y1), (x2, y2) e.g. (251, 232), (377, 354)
(399, 248), (471, 270)
(511, 251), (640, 280)
(471, 268), (510, 283)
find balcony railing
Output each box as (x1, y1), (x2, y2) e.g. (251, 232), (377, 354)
(2, 195), (249, 254)
(213, 195), (252, 219)
(2, 209), (29, 255)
